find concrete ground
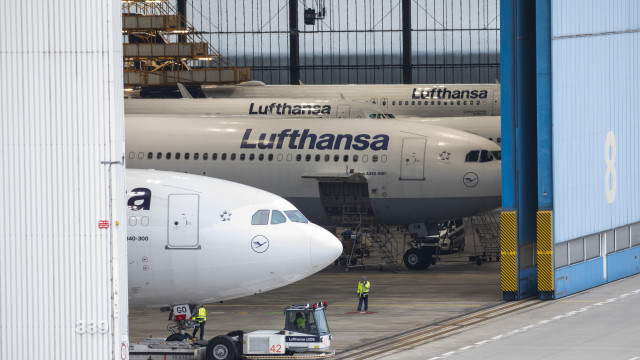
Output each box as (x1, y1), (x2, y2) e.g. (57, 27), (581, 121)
(129, 248), (504, 352)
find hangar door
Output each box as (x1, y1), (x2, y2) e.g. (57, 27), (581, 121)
(167, 194), (200, 249)
(400, 138), (426, 180)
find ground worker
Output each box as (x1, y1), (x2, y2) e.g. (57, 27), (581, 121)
(295, 312), (306, 332)
(192, 305), (207, 340)
(356, 276), (370, 312)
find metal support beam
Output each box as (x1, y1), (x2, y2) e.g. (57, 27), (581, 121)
(176, 0), (187, 42)
(289, 0), (300, 85)
(401, 0), (412, 84)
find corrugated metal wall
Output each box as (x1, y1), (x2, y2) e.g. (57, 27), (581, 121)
(551, 0), (640, 243)
(0, 1), (127, 359)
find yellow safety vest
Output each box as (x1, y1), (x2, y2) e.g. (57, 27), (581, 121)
(357, 281), (370, 296)
(195, 307), (206, 322)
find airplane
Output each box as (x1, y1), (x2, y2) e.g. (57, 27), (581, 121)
(125, 115), (501, 227)
(125, 98), (395, 120)
(401, 115), (502, 145)
(200, 80), (501, 117)
(126, 168), (343, 307)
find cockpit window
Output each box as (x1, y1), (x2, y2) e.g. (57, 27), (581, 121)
(251, 210), (270, 225)
(284, 210), (309, 223)
(465, 150), (479, 162)
(271, 210), (287, 224)
(479, 150), (494, 162)
(491, 150), (502, 160)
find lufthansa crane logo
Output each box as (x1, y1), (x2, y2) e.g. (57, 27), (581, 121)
(251, 235), (270, 253)
(463, 172), (479, 187)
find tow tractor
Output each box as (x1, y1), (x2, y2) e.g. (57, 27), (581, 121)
(130, 301), (335, 360)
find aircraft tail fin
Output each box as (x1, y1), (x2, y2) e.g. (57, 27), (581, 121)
(177, 83), (193, 99)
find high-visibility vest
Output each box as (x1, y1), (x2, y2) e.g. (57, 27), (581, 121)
(357, 281), (370, 296)
(195, 307), (206, 322)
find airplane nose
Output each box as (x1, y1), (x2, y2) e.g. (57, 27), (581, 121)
(309, 223), (343, 269)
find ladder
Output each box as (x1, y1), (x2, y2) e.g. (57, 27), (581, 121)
(469, 211), (501, 263)
(360, 224), (402, 272)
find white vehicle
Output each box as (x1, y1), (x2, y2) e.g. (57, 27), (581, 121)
(201, 81), (500, 117)
(130, 301), (334, 360)
(126, 169), (342, 307)
(125, 116), (501, 227)
(125, 98), (394, 120)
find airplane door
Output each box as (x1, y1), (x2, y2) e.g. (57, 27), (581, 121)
(167, 194), (200, 248)
(336, 106), (351, 118)
(400, 138), (426, 180)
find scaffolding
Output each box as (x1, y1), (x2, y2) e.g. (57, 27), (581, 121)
(121, 0), (251, 87)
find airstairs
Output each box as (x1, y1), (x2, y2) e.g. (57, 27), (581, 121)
(338, 223), (402, 273)
(469, 211), (501, 264)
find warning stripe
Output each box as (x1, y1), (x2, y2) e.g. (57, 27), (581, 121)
(500, 211), (517, 292)
(537, 211), (554, 292)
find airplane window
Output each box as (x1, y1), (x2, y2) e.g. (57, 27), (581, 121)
(240, 153), (245, 161)
(315, 154), (320, 162)
(476, 101), (480, 105)
(353, 155), (358, 162)
(284, 210), (309, 223)
(212, 153), (218, 160)
(203, 153), (208, 160)
(138, 152), (144, 159)
(250, 154), (255, 161)
(371, 99), (377, 104)
(480, 150), (494, 162)
(295, 154), (301, 162)
(464, 101), (467, 105)
(251, 210), (270, 225)
(417, 101), (421, 105)
(147, 152), (153, 160)
(392, 101), (396, 105)
(166, 152), (172, 160)
(411, 101), (415, 105)
(457, 101), (461, 105)
(398, 102), (402, 106)
(465, 150), (479, 162)
(362, 155), (368, 162)
(175, 152), (181, 160)
(277, 154), (283, 161)
(372, 155), (378, 163)
(497, 137), (502, 144)
(194, 153), (199, 160)
(443, 101), (447, 105)
(369, 114), (376, 119)
(221, 153), (226, 160)
(185, 153), (190, 160)
(334, 155), (339, 162)
(305, 154), (311, 162)
(271, 210), (287, 224)
(437, 101), (441, 105)
(381, 155), (387, 163)
(268, 154), (274, 161)
(450, 102), (454, 106)
(431, 101), (435, 105)
(491, 150), (502, 160)
(230, 153), (236, 161)
(128, 152), (135, 159)
(405, 101), (408, 105)
(259, 154), (264, 161)
(286, 154), (292, 162)
(382, 100), (386, 106)
(324, 154), (330, 162)
(343, 155), (348, 162)
(156, 152), (162, 159)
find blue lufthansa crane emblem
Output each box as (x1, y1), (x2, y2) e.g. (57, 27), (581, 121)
(251, 235), (270, 253)
(463, 172), (479, 187)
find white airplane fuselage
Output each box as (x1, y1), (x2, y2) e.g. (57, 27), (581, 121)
(125, 98), (393, 119)
(126, 169), (342, 307)
(126, 116), (501, 226)
(201, 82), (501, 117)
